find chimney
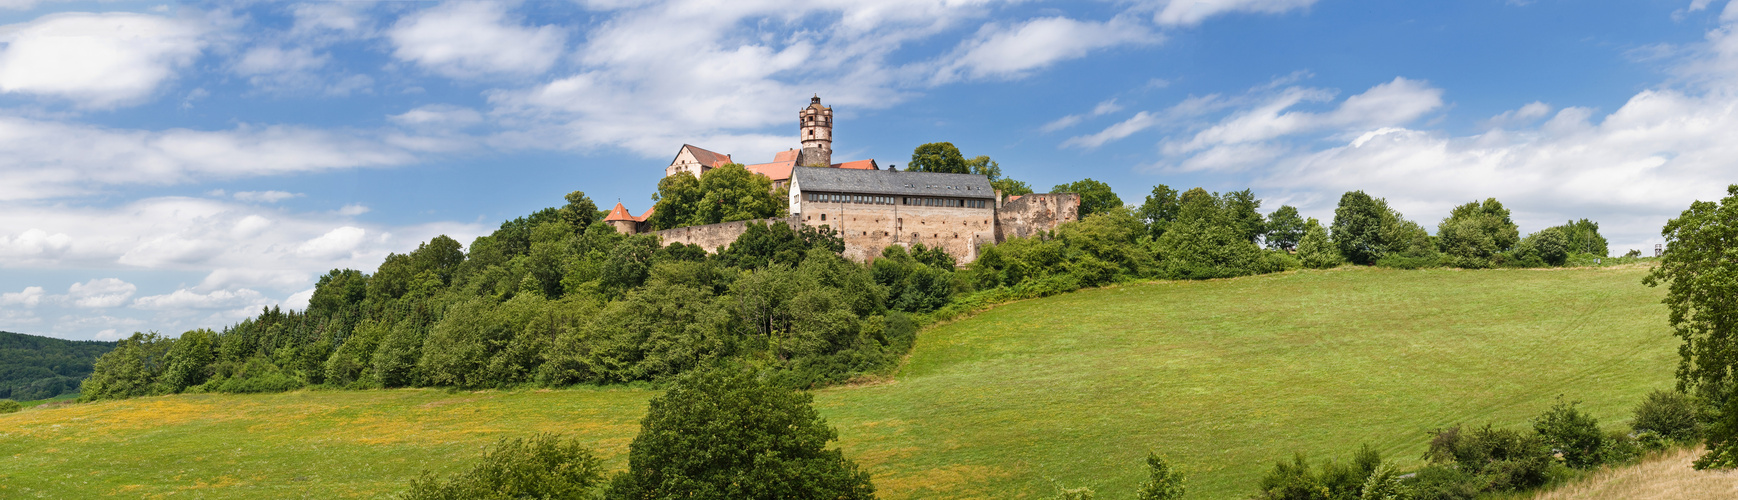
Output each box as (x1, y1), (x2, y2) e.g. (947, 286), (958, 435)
(994, 189), (1003, 209)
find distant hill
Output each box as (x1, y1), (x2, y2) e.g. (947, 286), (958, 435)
(0, 331), (115, 401)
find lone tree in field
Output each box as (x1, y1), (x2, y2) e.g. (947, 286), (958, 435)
(1644, 184), (1738, 468)
(606, 367), (876, 499)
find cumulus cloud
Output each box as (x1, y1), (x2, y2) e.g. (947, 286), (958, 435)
(0, 12), (206, 107)
(0, 116), (417, 200)
(1166, 77), (1443, 157)
(0, 228), (72, 259)
(133, 287), (268, 310)
(63, 278), (136, 308)
(1484, 101), (1552, 129)
(0, 196), (484, 272)
(390, 1), (567, 78)
(0, 286), (44, 307)
(936, 16), (1159, 82)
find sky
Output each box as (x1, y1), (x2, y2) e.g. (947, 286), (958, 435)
(2, 0), (1736, 341)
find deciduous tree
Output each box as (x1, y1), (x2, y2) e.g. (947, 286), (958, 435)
(1643, 185), (1738, 467)
(909, 142), (968, 174)
(1052, 178), (1123, 218)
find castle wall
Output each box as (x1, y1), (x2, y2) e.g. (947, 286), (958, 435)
(797, 203), (995, 263)
(995, 193), (1081, 242)
(652, 217), (801, 253)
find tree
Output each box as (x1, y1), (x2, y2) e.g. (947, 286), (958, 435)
(1296, 218), (1343, 269)
(403, 433), (604, 500)
(648, 172), (704, 230)
(967, 155), (1033, 198)
(1643, 185), (1738, 467)
(696, 163), (783, 225)
(606, 368), (876, 499)
(909, 142), (968, 174)
(1136, 453), (1186, 500)
(80, 332), (172, 401)
(306, 268), (368, 318)
(1331, 191), (1388, 265)
(1052, 178), (1123, 218)
(1224, 189), (1265, 243)
(1437, 198), (1519, 268)
(1138, 185), (1182, 240)
(1552, 218), (1609, 256)
(559, 191), (600, 231)
(1265, 206), (1306, 251)
(1529, 227), (1569, 266)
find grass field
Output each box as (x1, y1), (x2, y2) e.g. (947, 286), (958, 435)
(0, 266), (1678, 498)
(1531, 446), (1738, 500)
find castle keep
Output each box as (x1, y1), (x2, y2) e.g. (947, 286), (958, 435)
(609, 96), (1078, 264)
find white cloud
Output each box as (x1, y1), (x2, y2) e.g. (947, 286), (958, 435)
(232, 190), (302, 203)
(0, 12), (206, 107)
(389, 1), (567, 78)
(296, 226), (367, 260)
(1168, 77), (1443, 155)
(936, 16), (1159, 82)
(284, 288), (314, 312)
(1042, 98), (1125, 132)
(390, 105), (484, 127)
(1484, 101), (1552, 129)
(64, 278), (136, 308)
(0, 286), (43, 307)
(0, 116), (416, 200)
(0, 228), (71, 258)
(0, 196), (484, 272)
(94, 328), (123, 340)
(336, 204), (370, 216)
(133, 287), (267, 310)
(1063, 111), (1159, 149)
(1147, 0), (1317, 26)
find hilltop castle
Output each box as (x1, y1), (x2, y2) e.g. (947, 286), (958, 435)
(608, 96), (1079, 263)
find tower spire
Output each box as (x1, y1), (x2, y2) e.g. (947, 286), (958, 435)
(798, 95), (833, 167)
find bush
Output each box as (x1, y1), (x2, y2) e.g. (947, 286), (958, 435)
(1136, 452), (1186, 500)
(201, 357), (303, 394)
(1531, 397), (1605, 469)
(1404, 465), (1478, 500)
(401, 433), (603, 500)
(1296, 218), (1343, 269)
(1425, 424), (1552, 491)
(1631, 389), (1701, 443)
(0, 399), (20, 413)
(605, 367), (875, 499)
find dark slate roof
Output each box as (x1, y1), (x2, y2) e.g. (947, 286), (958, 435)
(792, 166), (995, 198)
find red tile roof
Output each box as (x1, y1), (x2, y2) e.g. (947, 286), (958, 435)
(604, 202), (637, 221)
(831, 159), (878, 170)
(745, 161), (796, 181)
(772, 149), (799, 163)
(1006, 195), (1023, 203)
(636, 207), (654, 221)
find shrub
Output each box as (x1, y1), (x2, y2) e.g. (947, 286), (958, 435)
(1531, 397), (1605, 469)
(1631, 389), (1701, 443)
(1425, 424), (1552, 491)
(1358, 462), (1407, 500)
(605, 367), (875, 499)
(203, 357), (302, 394)
(1136, 452), (1186, 500)
(401, 433), (603, 500)
(0, 399), (20, 413)
(1404, 465), (1478, 500)
(1296, 218), (1343, 269)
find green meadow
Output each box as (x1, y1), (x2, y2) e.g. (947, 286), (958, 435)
(0, 265), (1676, 499)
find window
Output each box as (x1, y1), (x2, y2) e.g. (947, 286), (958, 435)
(820, 213), (826, 221)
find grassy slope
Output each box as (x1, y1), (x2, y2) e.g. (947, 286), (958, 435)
(0, 266), (1676, 499)
(1531, 447), (1738, 499)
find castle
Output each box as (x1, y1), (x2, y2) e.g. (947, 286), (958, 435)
(607, 96), (1079, 263)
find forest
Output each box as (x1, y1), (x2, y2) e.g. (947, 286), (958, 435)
(0, 330), (114, 401)
(76, 157), (1619, 403)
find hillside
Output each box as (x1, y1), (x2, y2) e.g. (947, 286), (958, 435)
(0, 331), (114, 401)
(1532, 446), (1738, 499)
(0, 266), (1676, 498)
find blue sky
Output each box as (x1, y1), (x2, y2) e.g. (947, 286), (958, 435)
(3, 0), (1736, 340)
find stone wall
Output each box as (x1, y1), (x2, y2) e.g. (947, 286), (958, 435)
(648, 194), (1077, 264)
(995, 193), (1080, 242)
(796, 203), (996, 262)
(653, 217), (800, 253)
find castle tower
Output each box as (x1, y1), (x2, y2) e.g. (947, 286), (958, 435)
(797, 95), (833, 167)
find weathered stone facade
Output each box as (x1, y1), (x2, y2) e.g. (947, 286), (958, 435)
(654, 217), (802, 252)
(797, 201), (997, 262)
(995, 193), (1081, 241)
